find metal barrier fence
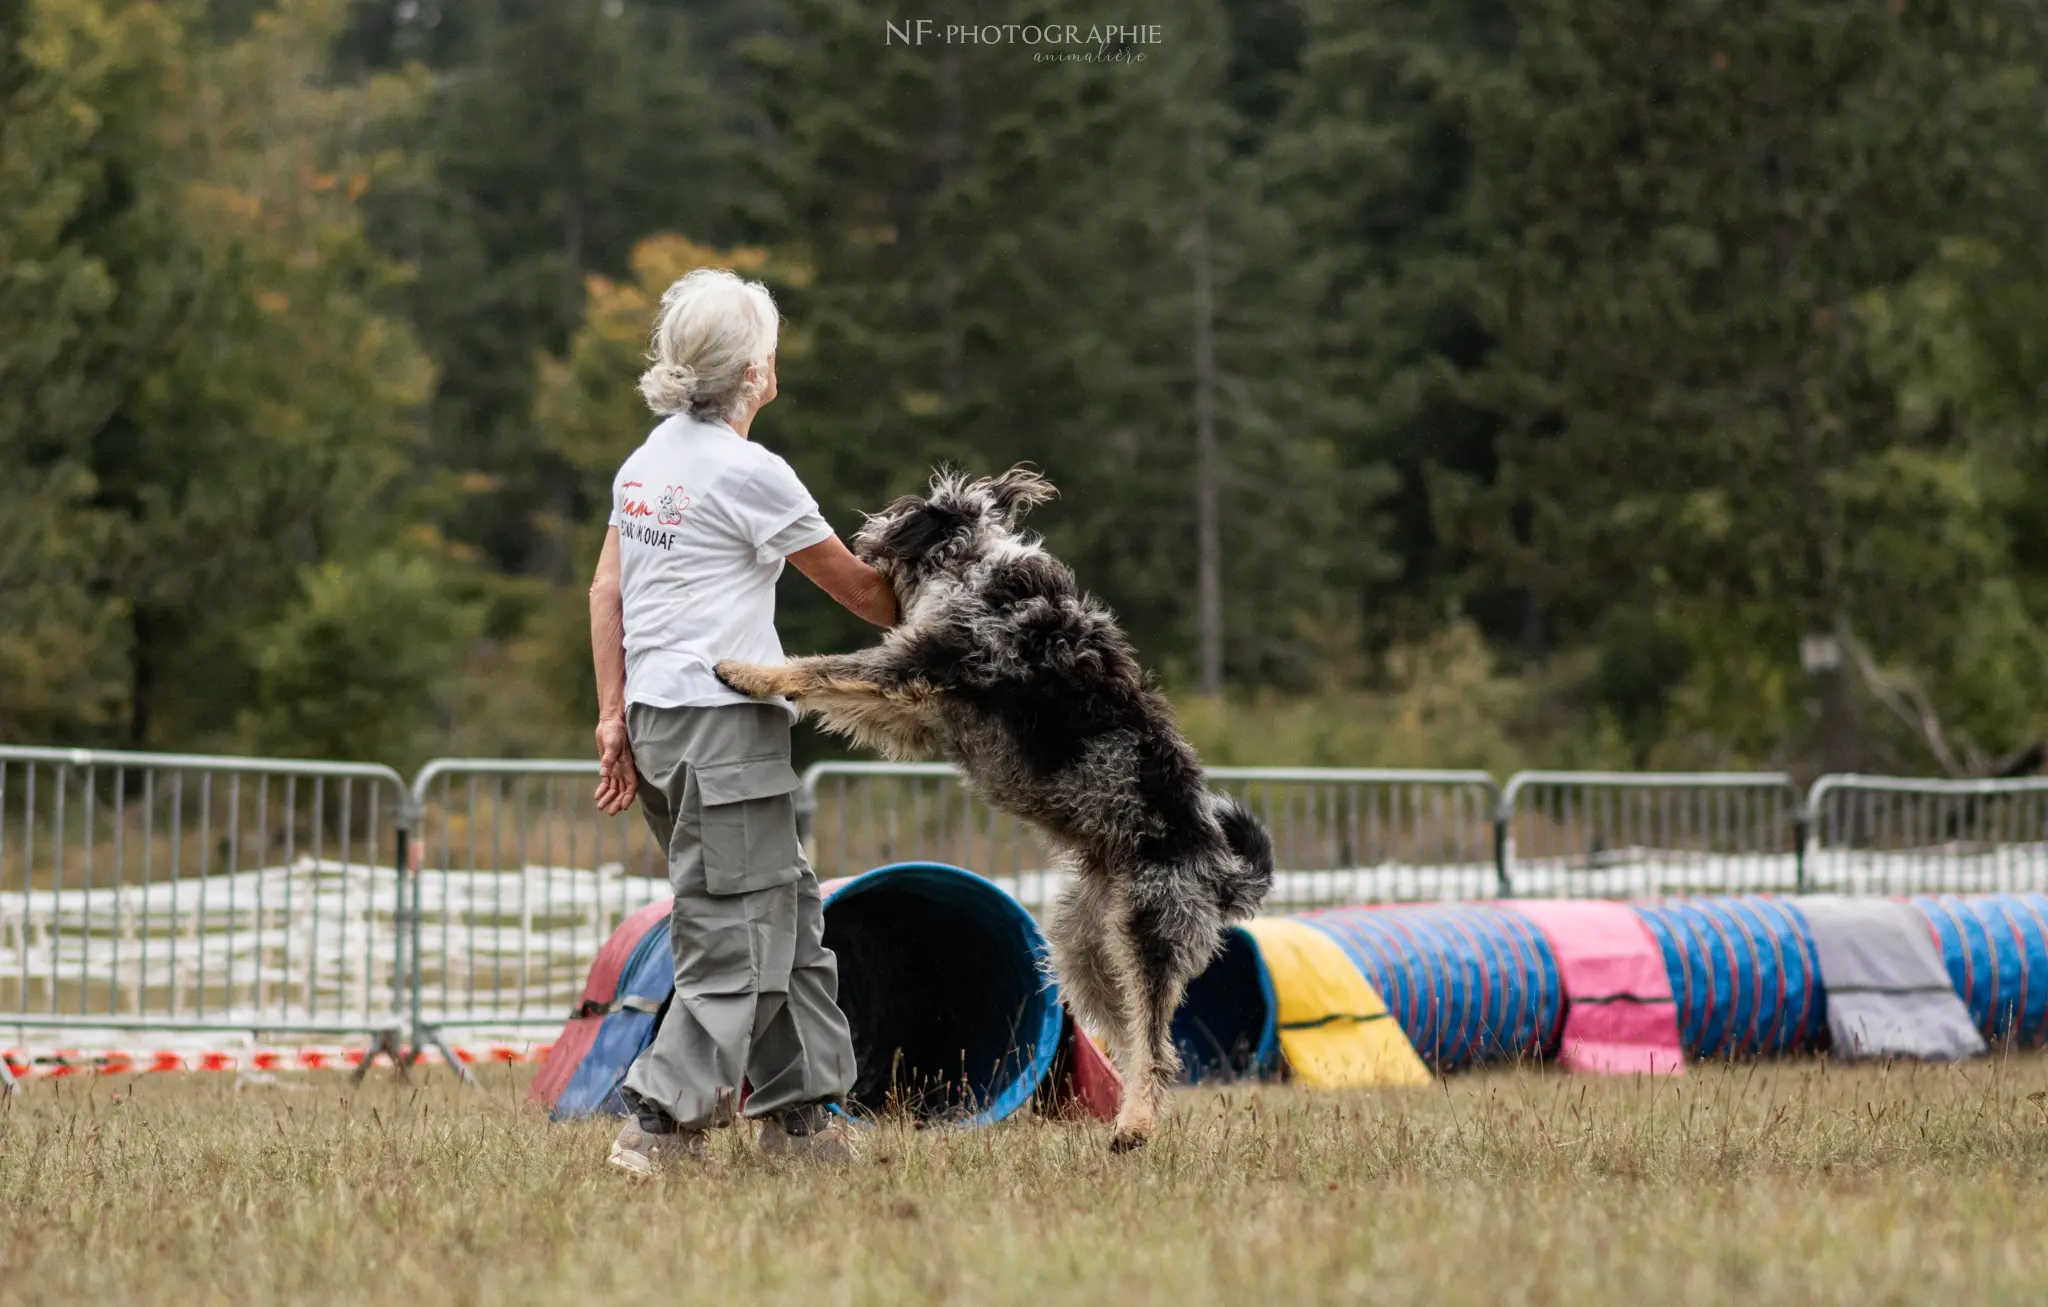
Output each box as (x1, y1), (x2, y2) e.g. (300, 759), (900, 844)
(1806, 774), (2048, 894)
(1500, 771), (1805, 897)
(12, 745), (2048, 1057)
(0, 746), (410, 1042)
(801, 762), (1504, 911)
(407, 759), (669, 1034)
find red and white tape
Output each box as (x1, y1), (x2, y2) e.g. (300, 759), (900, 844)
(1, 1044), (551, 1079)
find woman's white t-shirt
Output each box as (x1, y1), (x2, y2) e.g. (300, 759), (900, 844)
(608, 416), (832, 713)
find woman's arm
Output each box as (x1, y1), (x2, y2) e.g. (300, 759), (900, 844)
(589, 528), (637, 814)
(788, 535), (899, 628)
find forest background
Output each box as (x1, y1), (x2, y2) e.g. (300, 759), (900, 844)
(10, 0), (2048, 780)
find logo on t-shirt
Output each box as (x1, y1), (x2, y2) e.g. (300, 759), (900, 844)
(656, 485), (691, 526)
(619, 480), (692, 549)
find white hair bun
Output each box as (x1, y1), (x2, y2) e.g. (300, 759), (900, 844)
(638, 361), (700, 414)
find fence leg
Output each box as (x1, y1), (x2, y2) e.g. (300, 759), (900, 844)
(1794, 813), (1810, 894)
(397, 790), (475, 1089)
(1493, 811), (1515, 898)
(408, 1023), (478, 1088)
(350, 1026), (414, 1087)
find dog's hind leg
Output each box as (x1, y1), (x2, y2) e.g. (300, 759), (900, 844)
(1046, 865), (1123, 1047)
(1095, 903), (1169, 1153)
(1107, 872), (1221, 1153)
(1130, 956), (1192, 1146)
(1047, 863), (1159, 1151)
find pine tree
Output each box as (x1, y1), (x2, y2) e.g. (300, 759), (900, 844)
(0, 0), (446, 750)
(744, 0), (1367, 686)
(1447, 0), (2030, 765)
(358, 0), (747, 581)
(0, 0), (199, 738)
(1262, 0), (1515, 651)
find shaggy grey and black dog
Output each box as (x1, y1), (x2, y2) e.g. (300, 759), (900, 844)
(715, 466), (1274, 1151)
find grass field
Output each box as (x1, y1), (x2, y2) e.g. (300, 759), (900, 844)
(7, 1056), (2048, 1305)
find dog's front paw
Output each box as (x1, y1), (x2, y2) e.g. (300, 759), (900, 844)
(1107, 1127), (1151, 1155)
(714, 660), (778, 698)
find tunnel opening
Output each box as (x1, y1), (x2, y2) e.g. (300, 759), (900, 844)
(1171, 926), (1279, 1084)
(822, 863), (1063, 1125)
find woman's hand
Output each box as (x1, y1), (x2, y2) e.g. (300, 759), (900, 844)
(594, 716), (638, 814)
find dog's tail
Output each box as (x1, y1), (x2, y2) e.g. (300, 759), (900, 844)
(1209, 793), (1275, 922)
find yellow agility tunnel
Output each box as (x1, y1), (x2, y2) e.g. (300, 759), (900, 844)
(1171, 917), (1430, 1089)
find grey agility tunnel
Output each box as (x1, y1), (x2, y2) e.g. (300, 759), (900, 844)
(534, 862), (1068, 1124)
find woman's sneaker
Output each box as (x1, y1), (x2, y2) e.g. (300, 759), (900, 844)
(608, 1122), (710, 1177)
(757, 1115), (861, 1164)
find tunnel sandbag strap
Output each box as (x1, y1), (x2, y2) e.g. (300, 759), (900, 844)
(1240, 918), (1429, 1088)
(1797, 896), (1984, 1062)
(1510, 901), (1684, 1077)
(569, 993), (667, 1020)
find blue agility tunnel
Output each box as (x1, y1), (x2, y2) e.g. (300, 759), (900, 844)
(538, 862), (1064, 1127)
(1912, 894), (2048, 1047)
(822, 862), (1065, 1125)
(552, 911), (675, 1119)
(1302, 904), (1564, 1072)
(1631, 897), (1826, 1059)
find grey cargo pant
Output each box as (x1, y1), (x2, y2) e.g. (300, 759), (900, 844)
(618, 702), (855, 1129)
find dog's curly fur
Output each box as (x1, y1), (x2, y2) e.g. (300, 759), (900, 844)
(715, 466), (1274, 1151)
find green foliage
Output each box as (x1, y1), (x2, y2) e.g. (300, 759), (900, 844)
(1179, 623), (1529, 772)
(0, 0), (186, 741)
(0, 465), (130, 738)
(352, 0), (745, 579)
(1176, 621), (1634, 773)
(9, 0), (2048, 773)
(737, 0), (1380, 683)
(0, 0), (443, 754)
(241, 549), (480, 764)
(1398, 0), (2048, 770)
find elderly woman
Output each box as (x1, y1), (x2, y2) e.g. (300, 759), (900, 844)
(588, 268), (896, 1173)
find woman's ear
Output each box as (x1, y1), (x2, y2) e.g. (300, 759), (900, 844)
(740, 355), (778, 411)
(982, 465), (1058, 524)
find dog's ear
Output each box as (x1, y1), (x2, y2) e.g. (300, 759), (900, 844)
(889, 502), (970, 562)
(982, 465), (1058, 524)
